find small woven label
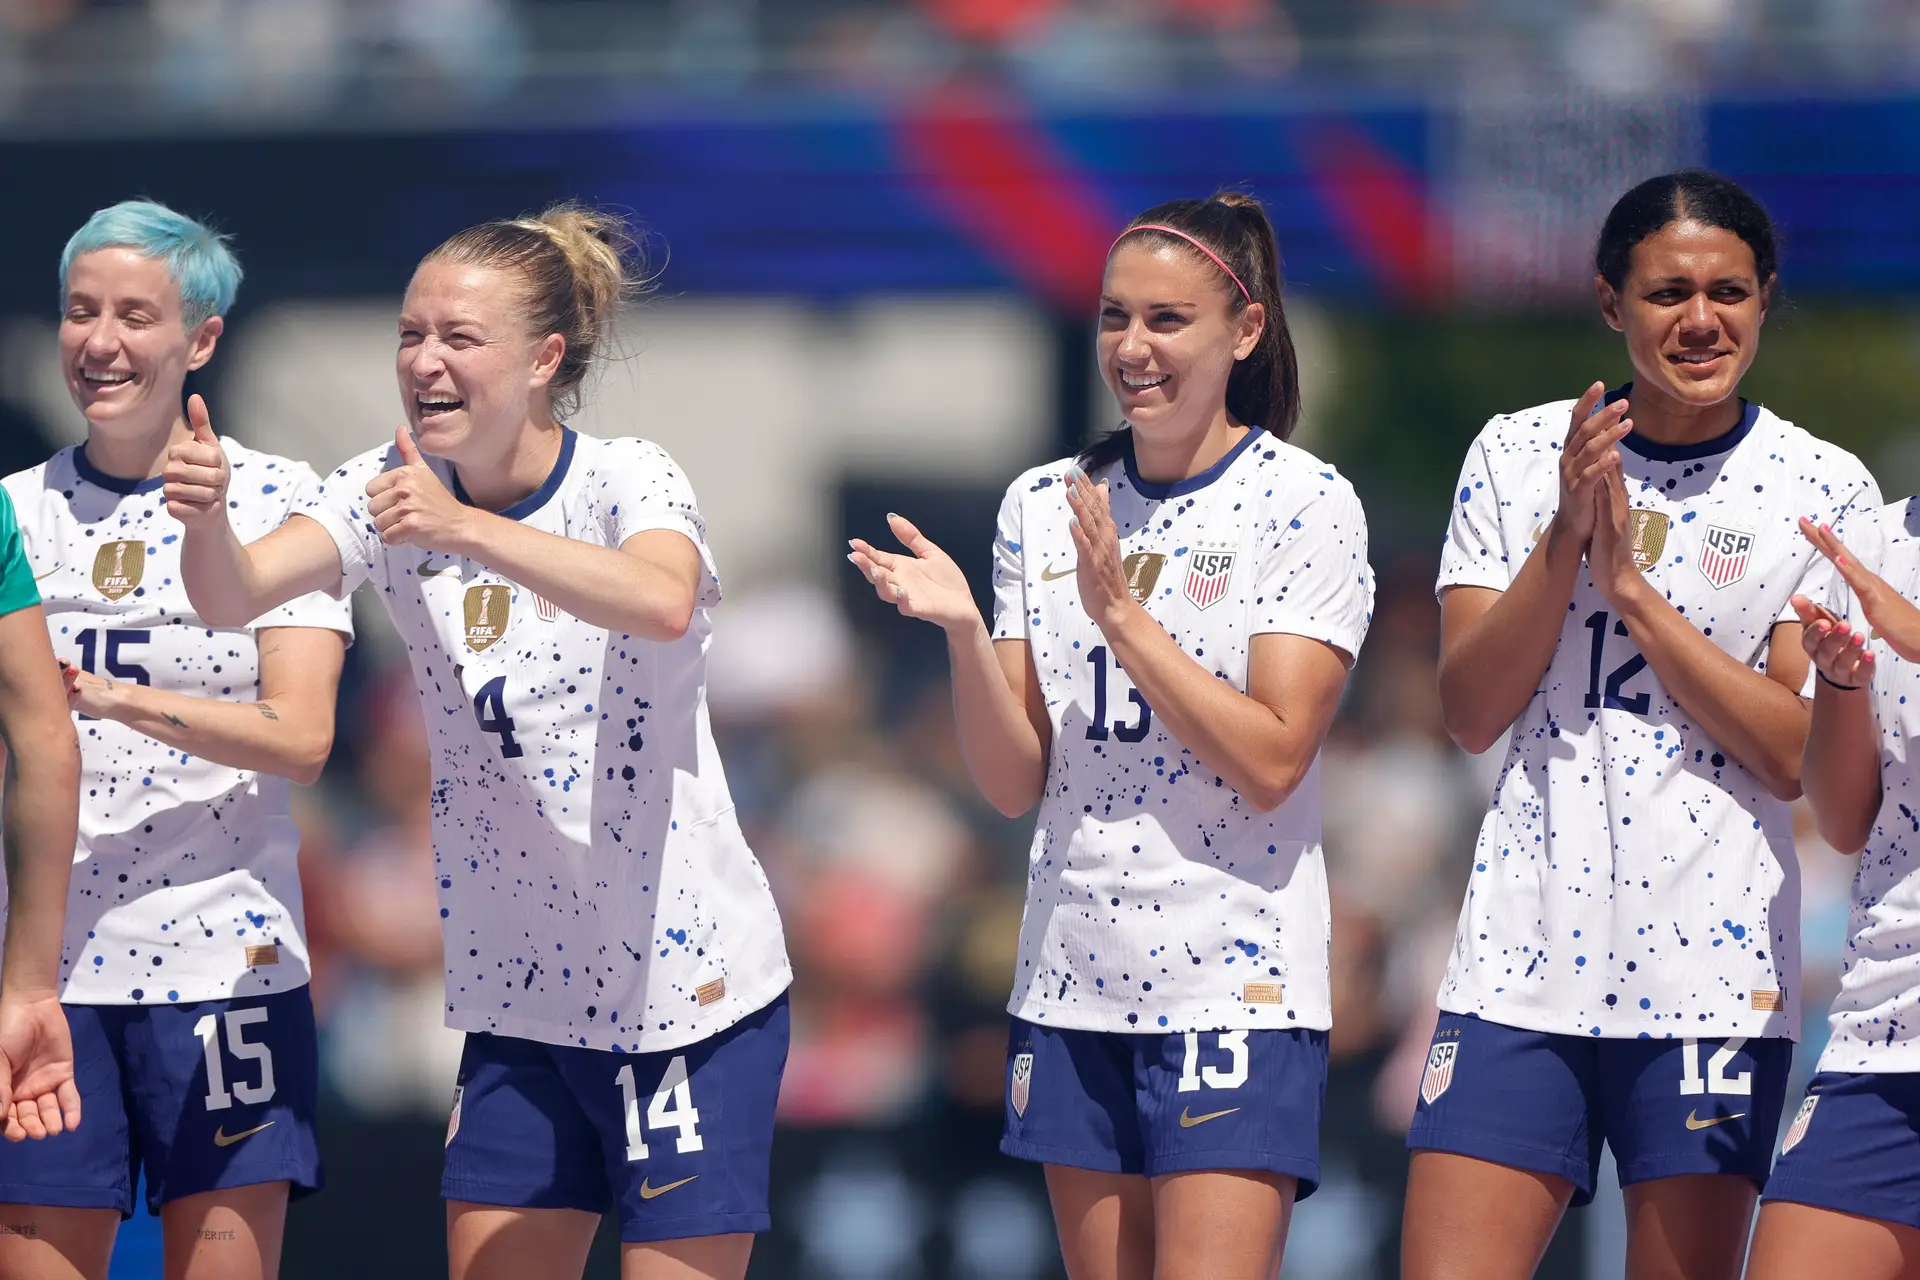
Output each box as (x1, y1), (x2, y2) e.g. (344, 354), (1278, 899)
(696, 978), (727, 1007)
(245, 944), (280, 967)
(1751, 989), (1783, 1011)
(1243, 982), (1285, 1004)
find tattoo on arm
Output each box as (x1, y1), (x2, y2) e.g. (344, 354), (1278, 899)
(256, 703), (279, 721)
(162, 712), (188, 729)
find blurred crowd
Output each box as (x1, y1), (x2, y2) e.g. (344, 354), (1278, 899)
(10, 0), (1920, 127)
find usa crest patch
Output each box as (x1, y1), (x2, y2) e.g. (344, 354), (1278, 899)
(1698, 525), (1754, 590)
(1780, 1094), (1818, 1154)
(1420, 1041), (1458, 1106)
(1183, 550), (1236, 610)
(1010, 1052), (1033, 1118)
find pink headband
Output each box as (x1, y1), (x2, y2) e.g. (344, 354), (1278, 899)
(1113, 223), (1253, 306)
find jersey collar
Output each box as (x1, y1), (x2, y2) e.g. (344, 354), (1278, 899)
(1123, 426), (1266, 499)
(449, 428), (576, 522)
(72, 444), (165, 495)
(1610, 385), (1759, 463)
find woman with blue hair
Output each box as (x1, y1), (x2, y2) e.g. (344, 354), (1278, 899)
(0, 200), (353, 1280)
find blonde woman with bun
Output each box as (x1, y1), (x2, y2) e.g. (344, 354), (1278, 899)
(167, 206), (793, 1280)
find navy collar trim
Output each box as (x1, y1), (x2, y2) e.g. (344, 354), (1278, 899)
(449, 428), (576, 522)
(72, 444), (164, 495)
(1123, 426), (1265, 499)
(1610, 385), (1758, 463)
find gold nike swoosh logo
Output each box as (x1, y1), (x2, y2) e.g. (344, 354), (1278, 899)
(1178, 1106), (1241, 1128)
(1684, 1109), (1746, 1131)
(1040, 563), (1077, 581)
(637, 1174), (699, 1200)
(32, 562), (63, 582)
(212, 1120), (275, 1147)
(417, 562), (459, 578)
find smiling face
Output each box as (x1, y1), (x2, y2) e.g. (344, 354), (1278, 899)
(1097, 238), (1264, 447)
(60, 247), (220, 437)
(1600, 218), (1769, 412)
(395, 258), (565, 466)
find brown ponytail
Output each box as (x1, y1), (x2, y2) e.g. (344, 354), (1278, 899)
(1082, 191), (1300, 471)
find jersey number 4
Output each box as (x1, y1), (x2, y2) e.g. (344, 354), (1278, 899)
(1583, 611), (1649, 713)
(1086, 645), (1153, 742)
(472, 675), (524, 759)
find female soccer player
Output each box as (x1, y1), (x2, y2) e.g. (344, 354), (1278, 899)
(1405, 170), (1880, 1280)
(1744, 516), (1920, 1279)
(849, 193), (1373, 1279)
(166, 205), (792, 1280)
(0, 201), (353, 1280)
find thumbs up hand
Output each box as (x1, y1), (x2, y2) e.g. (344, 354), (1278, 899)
(163, 394), (233, 527)
(365, 424), (471, 551)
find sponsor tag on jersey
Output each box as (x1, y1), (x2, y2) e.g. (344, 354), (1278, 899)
(92, 540), (144, 600)
(1010, 1052), (1033, 1118)
(464, 584), (509, 652)
(1183, 549), (1237, 610)
(1243, 982), (1285, 1004)
(696, 977), (726, 1007)
(245, 944), (280, 967)
(445, 1084), (463, 1147)
(1780, 1094), (1818, 1154)
(1122, 552), (1166, 602)
(1750, 988), (1783, 1011)
(1420, 1041), (1458, 1106)
(1698, 525), (1755, 590)
(1627, 510), (1670, 571)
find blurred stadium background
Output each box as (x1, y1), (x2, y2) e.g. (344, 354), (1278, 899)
(4, 0), (1918, 1276)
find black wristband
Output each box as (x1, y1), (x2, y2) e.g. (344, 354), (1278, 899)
(1818, 670), (1861, 692)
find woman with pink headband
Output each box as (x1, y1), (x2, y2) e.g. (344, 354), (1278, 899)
(849, 193), (1373, 1277)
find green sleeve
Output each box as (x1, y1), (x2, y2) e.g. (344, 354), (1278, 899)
(0, 488), (40, 619)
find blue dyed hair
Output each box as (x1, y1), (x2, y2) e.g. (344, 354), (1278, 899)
(59, 200), (242, 327)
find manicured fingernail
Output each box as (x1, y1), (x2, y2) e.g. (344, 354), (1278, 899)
(886, 512), (900, 521)
(1069, 514), (1081, 528)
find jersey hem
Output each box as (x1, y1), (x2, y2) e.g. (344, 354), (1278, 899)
(446, 969), (793, 1054)
(56, 975), (314, 1006)
(1007, 996), (1330, 1035)
(1434, 997), (1798, 1042)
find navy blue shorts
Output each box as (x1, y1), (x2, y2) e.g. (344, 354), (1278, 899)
(0, 987), (321, 1216)
(1764, 1071), (1920, 1232)
(442, 991), (789, 1243)
(1407, 1012), (1791, 1206)
(999, 1018), (1328, 1197)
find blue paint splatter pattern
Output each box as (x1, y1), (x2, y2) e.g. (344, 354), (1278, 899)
(990, 430), (1373, 1034)
(302, 430), (790, 1054)
(1436, 396), (1879, 1038)
(0, 441), (353, 1005)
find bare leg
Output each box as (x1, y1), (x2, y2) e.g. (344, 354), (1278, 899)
(1044, 1165), (1155, 1280)
(1149, 1169), (1293, 1280)
(1620, 1174), (1756, 1280)
(447, 1200), (598, 1280)
(1747, 1199), (1920, 1280)
(1401, 1151), (1572, 1280)
(0, 1204), (118, 1280)
(619, 1233), (753, 1280)
(160, 1181), (290, 1280)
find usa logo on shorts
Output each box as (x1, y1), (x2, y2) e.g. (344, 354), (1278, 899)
(1184, 550), (1236, 610)
(1010, 1052), (1033, 1118)
(1780, 1094), (1818, 1154)
(1420, 1042), (1458, 1106)
(1698, 525), (1755, 590)
(445, 1084), (464, 1148)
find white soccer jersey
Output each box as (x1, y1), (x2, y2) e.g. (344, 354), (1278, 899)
(0, 442), (353, 1004)
(1437, 395), (1878, 1039)
(301, 429), (790, 1053)
(1813, 497), (1920, 1073)
(991, 428), (1373, 1034)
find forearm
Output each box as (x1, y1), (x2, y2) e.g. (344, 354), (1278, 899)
(94, 684), (331, 786)
(1612, 584), (1810, 799)
(1802, 680), (1881, 853)
(457, 515), (692, 641)
(0, 724), (78, 996)
(1101, 604), (1314, 811)
(1438, 523), (1587, 753)
(948, 623), (1047, 817)
(180, 518), (272, 627)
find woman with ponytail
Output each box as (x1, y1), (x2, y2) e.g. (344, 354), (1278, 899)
(165, 206), (791, 1280)
(849, 193), (1373, 1277)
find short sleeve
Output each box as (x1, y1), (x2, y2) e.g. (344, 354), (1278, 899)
(0, 488), (38, 619)
(298, 451), (387, 599)
(989, 479), (1026, 641)
(254, 463), (357, 636)
(1436, 432), (1511, 598)
(1250, 476), (1373, 661)
(583, 439), (720, 608)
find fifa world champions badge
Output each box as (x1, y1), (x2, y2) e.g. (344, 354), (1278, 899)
(1420, 1041), (1457, 1106)
(1627, 510), (1670, 572)
(1010, 1052), (1033, 1118)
